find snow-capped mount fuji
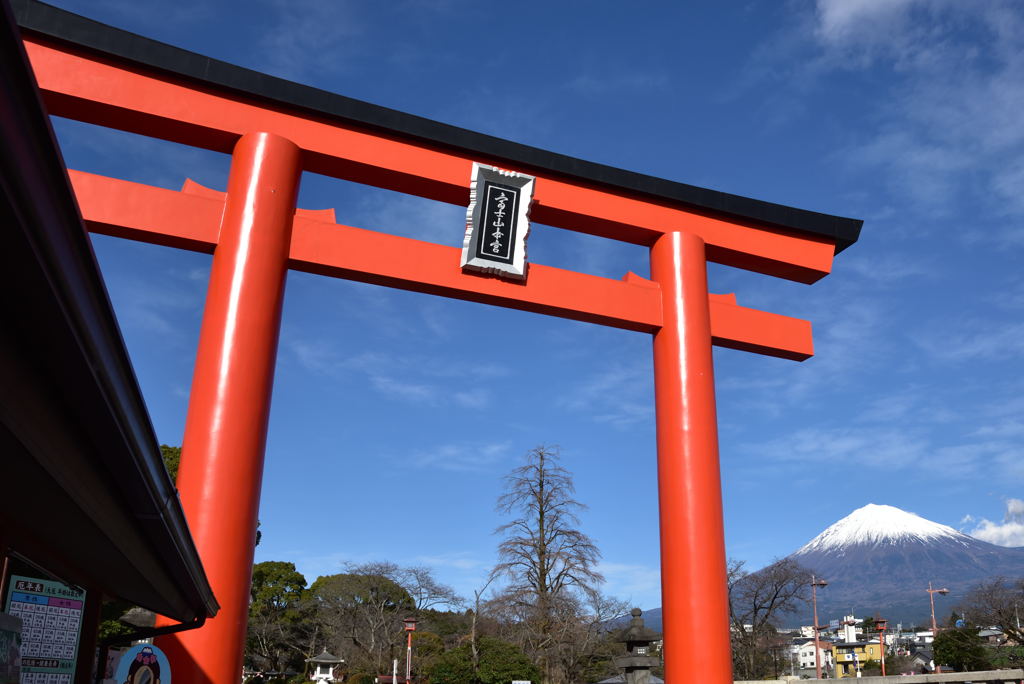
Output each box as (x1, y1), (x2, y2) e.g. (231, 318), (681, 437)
(788, 504), (1024, 624)
(796, 504), (972, 554)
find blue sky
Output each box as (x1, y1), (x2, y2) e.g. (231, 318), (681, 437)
(44, 0), (1024, 612)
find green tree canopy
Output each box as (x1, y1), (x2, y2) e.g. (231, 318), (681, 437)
(160, 444), (181, 482)
(427, 636), (540, 684)
(934, 627), (991, 672)
(309, 571), (414, 616)
(251, 561), (307, 613)
(309, 568), (415, 674)
(247, 561), (310, 674)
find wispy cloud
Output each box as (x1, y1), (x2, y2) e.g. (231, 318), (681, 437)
(811, 1), (1024, 228)
(52, 118), (229, 191)
(98, 256), (208, 343)
(351, 190), (466, 245)
(413, 551), (488, 572)
(813, 0), (935, 56)
(839, 251), (931, 285)
(731, 296), (886, 409)
(734, 2), (1024, 237)
(745, 381), (1024, 484)
(913, 320), (1024, 362)
(749, 425), (928, 470)
(57, 0), (213, 33)
(283, 339), (508, 409)
(285, 550), (360, 583)
(257, 0), (363, 81)
(567, 71), (669, 97)
(558, 361), (653, 429)
(369, 375), (438, 403)
(405, 441), (513, 472)
(598, 562), (661, 607)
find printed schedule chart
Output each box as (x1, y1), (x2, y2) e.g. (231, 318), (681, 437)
(4, 576), (86, 684)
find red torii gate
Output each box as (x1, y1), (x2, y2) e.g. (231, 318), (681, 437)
(15, 3), (861, 683)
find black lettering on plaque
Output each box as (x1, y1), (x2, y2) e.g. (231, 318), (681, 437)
(473, 181), (519, 265)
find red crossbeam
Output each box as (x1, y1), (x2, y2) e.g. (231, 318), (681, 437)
(27, 38), (835, 284)
(70, 170), (812, 360)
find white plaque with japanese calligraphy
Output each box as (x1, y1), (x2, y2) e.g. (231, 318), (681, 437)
(461, 163), (535, 280)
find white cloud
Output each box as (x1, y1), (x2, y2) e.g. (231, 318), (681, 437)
(814, 0), (921, 50)
(967, 498), (1024, 547)
(972, 520), (1024, 547)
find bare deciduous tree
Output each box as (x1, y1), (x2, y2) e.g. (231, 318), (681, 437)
(728, 557), (811, 680)
(490, 445), (614, 684)
(394, 564), (464, 613)
(959, 576), (1024, 645)
(492, 445), (603, 603)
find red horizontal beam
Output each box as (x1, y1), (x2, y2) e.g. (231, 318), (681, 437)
(69, 171), (813, 359)
(30, 38), (836, 284)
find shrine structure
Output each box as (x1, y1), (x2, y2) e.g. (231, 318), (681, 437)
(12, 1), (862, 682)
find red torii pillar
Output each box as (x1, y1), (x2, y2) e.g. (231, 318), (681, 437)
(651, 232), (732, 681)
(158, 133), (301, 684)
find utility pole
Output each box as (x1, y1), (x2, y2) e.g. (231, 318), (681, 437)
(811, 576), (828, 679)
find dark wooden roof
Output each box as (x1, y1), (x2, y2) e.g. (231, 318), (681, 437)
(0, 0), (216, 622)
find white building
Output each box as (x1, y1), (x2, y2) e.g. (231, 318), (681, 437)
(791, 639), (834, 671)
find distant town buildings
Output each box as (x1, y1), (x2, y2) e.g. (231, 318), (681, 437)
(778, 613), (1004, 679)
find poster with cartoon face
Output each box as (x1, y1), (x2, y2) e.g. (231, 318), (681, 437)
(113, 644), (171, 684)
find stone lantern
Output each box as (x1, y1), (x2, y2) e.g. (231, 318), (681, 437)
(307, 650), (343, 683)
(613, 608), (661, 684)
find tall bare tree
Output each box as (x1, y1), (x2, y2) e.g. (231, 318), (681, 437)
(490, 445), (608, 684)
(492, 446), (603, 603)
(728, 557), (811, 680)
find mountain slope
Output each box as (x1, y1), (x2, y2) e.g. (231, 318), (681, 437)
(788, 504), (1024, 624)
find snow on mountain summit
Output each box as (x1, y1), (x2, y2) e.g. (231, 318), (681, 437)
(795, 503), (969, 554)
